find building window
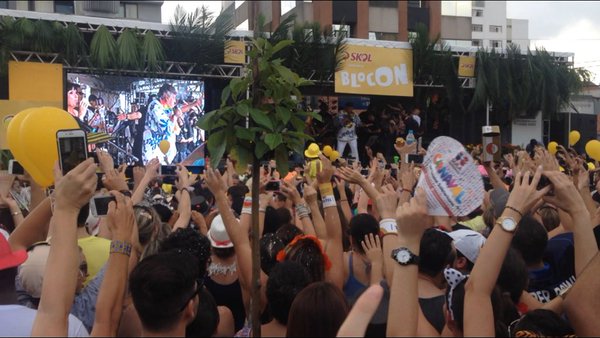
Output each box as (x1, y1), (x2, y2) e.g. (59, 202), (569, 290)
(472, 9), (483, 17)
(489, 25), (502, 33)
(332, 24), (351, 39)
(370, 32), (397, 41)
(125, 3), (138, 19)
(491, 40), (502, 48)
(472, 1), (485, 7)
(54, 0), (75, 14)
(472, 24), (483, 32)
(507, 40), (512, 44)
(281, 1), (295, 15)
(369, 1), (397, 7)
(472, 40), (482, 47)
(0, 0), (7, 8)
(28, 0), (35, 10)
(408, 0), (422, 8)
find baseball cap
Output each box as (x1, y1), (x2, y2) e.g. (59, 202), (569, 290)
(18, 243), (50, 298)
(489, 188), (509, 218)
(448, 229), (486, 264)
(0, 232), (28, 271)
(207, 215), (233, 248)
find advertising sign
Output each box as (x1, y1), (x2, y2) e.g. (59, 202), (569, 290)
(224, 40), (246, 64)
(335, 44), (413, 96)
(458, 56), (476, 77)
(417, 136), (484, 216)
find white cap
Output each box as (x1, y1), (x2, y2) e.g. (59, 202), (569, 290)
(448, 229), (486, 264)
(208, 215), (233, 248)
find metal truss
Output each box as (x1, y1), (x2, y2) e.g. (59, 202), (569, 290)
(10, 51), (243, 79)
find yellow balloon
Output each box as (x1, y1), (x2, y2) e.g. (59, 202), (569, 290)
(547, 141), (558, 155)
(588, 162), (596, 170)
(569, 130), (580, 146)
(14, 107), (79, 187)
(585, 140), (600, 161)
(329, 150), (340, 162)
(322, 145), (333, 157)
(159, 140), (170, 155)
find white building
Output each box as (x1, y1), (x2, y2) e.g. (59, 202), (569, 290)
(441, 0), (529, 51)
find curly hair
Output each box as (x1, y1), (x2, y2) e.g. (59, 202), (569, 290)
(159, 227), (211, 276)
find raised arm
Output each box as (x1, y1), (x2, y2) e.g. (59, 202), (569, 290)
(91, 191), (135, 337)
(172, 165), (193, 231)
(281, 180), (316, 237)
(131, 158), (159, 205)
(32, 159), (97, 336)
(464, 168), (549, 336)
(303, 184), (328, 241)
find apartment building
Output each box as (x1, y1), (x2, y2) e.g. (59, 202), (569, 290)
(441, 0), (529, 50)
(0, 0), (163, 22)
(221, 0), (442, 41)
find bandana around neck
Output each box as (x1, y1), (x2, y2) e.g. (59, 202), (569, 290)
(444, 267), (469, 321)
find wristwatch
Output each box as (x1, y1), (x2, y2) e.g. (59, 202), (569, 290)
(496, 216), (517, 233)
(391, 247), (419, 266)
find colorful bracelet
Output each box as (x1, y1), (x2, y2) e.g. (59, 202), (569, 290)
(319, 183), (334, 196)
(241, 196), (252, 215)
(110, 240), (132, 257)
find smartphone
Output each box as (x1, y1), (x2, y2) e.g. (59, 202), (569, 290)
(529, 175), (552, 190)
(390, 168), (398, 178)
(8, 160), (24, 175)
(360, 168), (370, 177)
(90, 194), (116, 217)
(162, 176), (177, 185)
(385, 163), (392, 170)
(57, 129), (88, 175)
(124, 166), (134, 179)
(160, 165), (177, 176)
(406, 154), (424, 164)
(186, 165), (205, 175)
(265, 180), (281, 191)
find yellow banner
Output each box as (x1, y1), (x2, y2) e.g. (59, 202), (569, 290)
(224, 40), (246, 64)
(9, 62), (63, 101)
(458, 56), (476, 77)
(335, 45), (413, 97)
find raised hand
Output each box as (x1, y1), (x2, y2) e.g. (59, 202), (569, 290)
(303, 184), (318, 205)
(337, 166), (366, 185)
(316, 154), (334, 184)
(543, 170), (587, 215)
(375, 185), (399, 219)
(191, 210), (208, 235)
(96, 149), (115, 174)
(53, 158), (97, 214)
(505, 166), (552, 217)
(205, 166), (227, 195)
(395, 188), (433, 241)
(280, 180), (302, 205)
(144, 158), (160, 181)
(106, 191), (135, 241)
(361, 233), (382, 265)
(102, 168), (128, 192)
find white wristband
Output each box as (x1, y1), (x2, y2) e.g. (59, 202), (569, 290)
(379, 218), (398, 234)
(322, 195), (336, 208)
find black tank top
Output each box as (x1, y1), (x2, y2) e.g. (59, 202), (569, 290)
(204, 277), (246, 332)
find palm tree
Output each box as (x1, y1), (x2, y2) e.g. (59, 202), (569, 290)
(89, 25), (117, 70)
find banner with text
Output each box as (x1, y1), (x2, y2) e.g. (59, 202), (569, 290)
(224, 40), (246, 64)
(335, 45), (413, 96)
(458, 56), (476, 77)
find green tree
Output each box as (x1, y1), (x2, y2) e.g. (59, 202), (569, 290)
(198, 36), (320, 336)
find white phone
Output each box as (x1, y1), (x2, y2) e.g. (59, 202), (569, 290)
(8, 159), (25, 175)
(56, 129), (88, 175)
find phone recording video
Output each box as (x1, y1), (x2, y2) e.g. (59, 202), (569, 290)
(57, 129), (88, 175)
(265, 180), (281, 191)
(8, 160), (24, 175)
(406, 154), (424, 165)
(90, 195), (116, 217)
(390, 168), (398, 178)
(360, 168), (370, 177)
(160, 165), (177, 176)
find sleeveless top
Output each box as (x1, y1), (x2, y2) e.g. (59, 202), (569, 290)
(204, 277), (246, 332)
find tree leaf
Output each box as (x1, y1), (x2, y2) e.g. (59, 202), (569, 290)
(255, 141), (270, 159)
(274, 146), (289, 176)
(271, 39), (294, 55)
(237, 102), (250, 117)
(250, 108), (274, 130)
(275, 106), (292, 125)
(207, 130), (226, 168)
(234, 125), (255, 141)
(197, 110), (217, 130)
(265, 133), (283, 150)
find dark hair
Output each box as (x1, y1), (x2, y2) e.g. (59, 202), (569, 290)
(266, 261), (311, 325)
(348, 213), (380, 255)
(66, 82), (80, 91)
(264, 207), (293, 235)
(418, 229), (455, 278)
(275, 223), (303, 246)
(260, 233), (285, 275)
(159, 228), (212, 276)
(286, 281), (349, 337)
(284, 237), (326, 283)
(129, 251), (199, 332)
(158, 83), (176, 98)
(76, 203), (90, 228)
(497, 247), (529, 304)
(511, 215), (547, 266)
(446, 277), (504, 332)
(186, 287), (219, 337)
(88, 94), (98, 102)
(212, 246), (235, 260)
(537, 206), (560, 232)
(152, 203), (173, 223)
(510, 309), (575, 337)
(227, 185), (249, 216)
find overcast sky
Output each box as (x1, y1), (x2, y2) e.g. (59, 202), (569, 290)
(161, 1), (600, 84)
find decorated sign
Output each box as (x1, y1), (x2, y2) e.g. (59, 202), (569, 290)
(335, 44), (413, 97)
(224, 40), (246, 64)
(458, 56), (476, 77)
(417, 136), (484, 216)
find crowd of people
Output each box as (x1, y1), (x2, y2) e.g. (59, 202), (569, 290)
(1, 129), (600, 337)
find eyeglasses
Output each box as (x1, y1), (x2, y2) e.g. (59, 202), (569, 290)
(508, 316), (523, 336)
(178, 279), (203, 312)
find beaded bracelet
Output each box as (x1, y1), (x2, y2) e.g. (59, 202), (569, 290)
(110, 240), (132, 257)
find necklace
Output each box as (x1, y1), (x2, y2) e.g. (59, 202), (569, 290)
(208, 261), (237, 276)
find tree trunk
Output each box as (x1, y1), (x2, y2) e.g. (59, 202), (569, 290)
(250, 154), (261, 337)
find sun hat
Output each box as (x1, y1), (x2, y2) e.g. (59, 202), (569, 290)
(304, 143), (321, 159)
(0, 232), (27, 271)
(448, 229), (486, 264)
(208, 215), (233, 248)
(18, 243), (50, 298)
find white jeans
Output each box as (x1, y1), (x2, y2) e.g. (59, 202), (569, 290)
(337, 138), (359, 161)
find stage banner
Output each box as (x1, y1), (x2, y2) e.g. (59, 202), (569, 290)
(335, 44), (413, 97)
(458, 56), (476, 77)
(224, 40), (246, 64)
(9, 62), (63, 102)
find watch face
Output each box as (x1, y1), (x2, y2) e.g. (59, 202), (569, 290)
(397, 250), (411, 263)
(501, 217), (517, 232)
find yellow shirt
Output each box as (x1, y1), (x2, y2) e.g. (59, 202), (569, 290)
(77, 236), (110, 285)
